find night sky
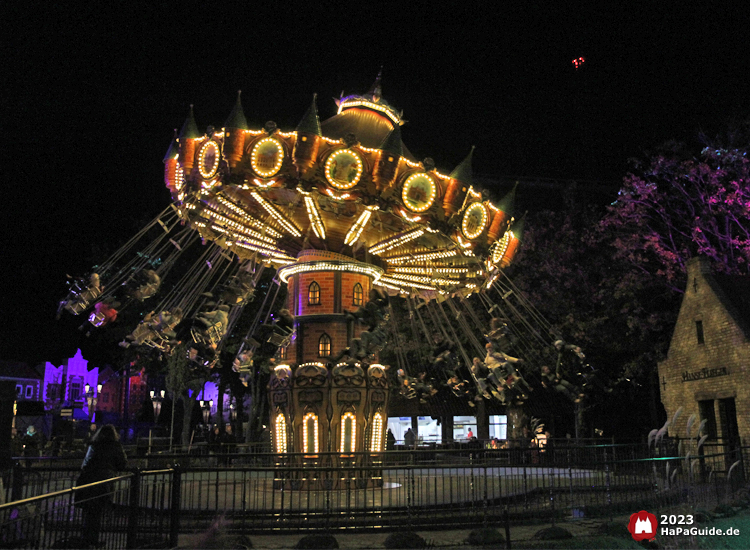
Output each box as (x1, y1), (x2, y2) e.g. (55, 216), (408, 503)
(4, 3), (749, 365)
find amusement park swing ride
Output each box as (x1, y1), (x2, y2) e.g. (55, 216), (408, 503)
(58, 75), (602, 463)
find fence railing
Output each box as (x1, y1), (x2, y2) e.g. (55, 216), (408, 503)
(1, 443), (746, 546)
(0, 469), (176, 549)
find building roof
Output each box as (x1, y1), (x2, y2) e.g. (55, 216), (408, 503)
(224, 90), (249, 130)
(321, 108), (417, 161)
(711, 272), (750, 339)
(296, 94), (322, 136)
(0, 361), (41, 380)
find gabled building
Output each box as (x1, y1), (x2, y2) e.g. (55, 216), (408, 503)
(658, 257), (749, 453)
(0, 360), (42, 402)
(42, 349), (99, 410)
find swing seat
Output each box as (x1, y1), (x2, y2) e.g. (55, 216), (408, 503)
(132, 283), (159, 302)
(130, 323), (158, 345)
(88, 311), (108, 327)
(142, 330), (172, 351)
(64, 286), (100, 315)
(65, 298), (90, 316)
(400, 387), (417, 399)
(190, 327), (210, 346)
(267, 327), (294, 348)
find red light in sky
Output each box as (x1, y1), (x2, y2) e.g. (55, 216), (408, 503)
(572, 57), (586, 70)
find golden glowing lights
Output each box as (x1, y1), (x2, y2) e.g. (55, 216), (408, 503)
(303, 194), (326, 239)
(401, 173), (437, 213)
(384, 249), (459, 264)
(201, 206), (278, 245)
(370, 412), (383, 452)
(378, 275), (437, 291)
(344, 206), (378, 246)
(277, 260), (383, 284)
(275, 413), (287, 453)
(250, 191), (302, 237)
(462, 202), (489, 240)
(337, 98), (402, 125)
(340, 412), (356, 453)
(391, 266), (468, 276)
(250, 137), (284, 178)
(325, 149), (364, 190)
(492, 231), (514, 264)
(384, 273), (456, 286)
(368, 228), (425, 255)
(215, 195), (284, 238)
(303, 412), (319, 454)
(198, 141), (220, 179)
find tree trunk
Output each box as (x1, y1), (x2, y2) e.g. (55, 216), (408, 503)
(217, 378), (225, 428)
(181, 396), (196, 449)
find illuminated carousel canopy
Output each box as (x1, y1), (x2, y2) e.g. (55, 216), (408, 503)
(164, 77), (520, 299)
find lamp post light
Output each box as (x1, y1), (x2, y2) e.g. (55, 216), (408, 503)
(150, 389), (165, 424)
(200, 399), (213, 427)
(84, 383), (101, 422)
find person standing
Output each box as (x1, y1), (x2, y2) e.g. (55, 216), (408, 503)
(386, 429), (396, 450)
(467, 428), (474, 440)
(75, 424), (128, 548)
(22, 425), (44, 467)
(404, 428), (416, 449)
(221, 425), (236, 466)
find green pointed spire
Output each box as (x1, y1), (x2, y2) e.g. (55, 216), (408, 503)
(296, 94), (322, 136)
(510, 212), (526, 241)
(224, 90), (249, 130)
(449, 146), (475, 184)
(179, 104), (200, 139)
(378, 125), (402, 156)
(496, 181), (518, 214)
(163, 129), (178, 162)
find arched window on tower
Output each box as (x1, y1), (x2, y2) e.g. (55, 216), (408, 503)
(318, 333), (331, 357)
(308, 281), (321, 305)
(341, 412), (356, 453)
(275, 413), (288, 453)
(303, 412), (319, 454)
(353, 283), (363, 306)
(370, 412), (384, 452)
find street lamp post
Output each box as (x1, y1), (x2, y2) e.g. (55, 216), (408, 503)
(84, 383), (101, 423)
(200, 400), (213, 426)
(150, 389), (165, 424)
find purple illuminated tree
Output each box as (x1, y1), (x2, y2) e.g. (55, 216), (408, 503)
(600, 135), (750, 290)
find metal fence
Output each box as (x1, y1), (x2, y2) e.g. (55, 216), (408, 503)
(1, 441), (747, 546)
(0, 469), (176, 549)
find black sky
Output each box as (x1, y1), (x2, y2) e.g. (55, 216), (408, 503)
(4, 3), (749, 364)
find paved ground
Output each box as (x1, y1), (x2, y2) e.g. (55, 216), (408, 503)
(177, 515), (631, 549)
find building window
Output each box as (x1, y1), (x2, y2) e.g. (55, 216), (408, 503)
(278, 346), (287, 360)
(25, 386), (33, 399)
(695, 320), (705, 345)
(370, 412), (384, 452)
(16, 385), (22, 397)
(353, 283), (363, 306)
(341, 412), (356, 453)
(303, 412), (319, 454)
(698, 400), (717, 439)
(47, 383), (61, 400)
(489, 415), (508, 440)
(70, 381), (82, 402)
(308, 281), (321, 305)
(275, 413), (288, 453)
(318, 333), (331, 357)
